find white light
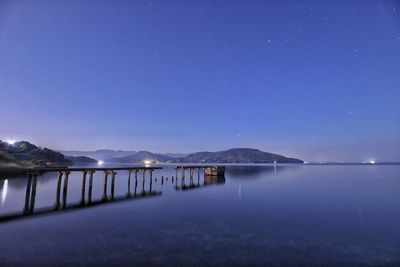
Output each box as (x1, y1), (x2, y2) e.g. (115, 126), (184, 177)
(369, 160), (376, 164)
(7, 139), (15, 145)
(98, 160), (104, 166)
(144, 160), (152, 165)
(1, 179), (8, 206)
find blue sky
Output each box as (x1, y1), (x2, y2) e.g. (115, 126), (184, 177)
(1, 0), (399, 161)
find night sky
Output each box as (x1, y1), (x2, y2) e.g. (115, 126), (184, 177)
(1, 0), (399, 162)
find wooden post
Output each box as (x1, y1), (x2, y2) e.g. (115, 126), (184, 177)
(111, 171), (117, 200)
(80, 171), (87, 205)
(149, 171), (153, 193)
(24, 173), (33, 213)
(142, 170), (145, 194)
(29, 173), (38, 213)
(62, 171), (70, 209)
(56, 171), (63, 208)
(127, 170), (132, 196)
(102, 170), (109, 201)
(134, 177), (138, 197)
(88, 171), (94, 205)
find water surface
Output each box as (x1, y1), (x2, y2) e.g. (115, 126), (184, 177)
(0, 165), (399, 266)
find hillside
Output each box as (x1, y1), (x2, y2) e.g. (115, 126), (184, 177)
(108, 151), (173, 163)
(0, 140), (96, 167)
(59, 149), (137, 161)
(60, 149), (186, 160)
(106, 148), (303, 164)
(169, 148), (303, 164)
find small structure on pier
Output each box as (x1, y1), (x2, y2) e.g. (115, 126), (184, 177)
(204, 166), (225, 176)
(174, 165), (225, 179)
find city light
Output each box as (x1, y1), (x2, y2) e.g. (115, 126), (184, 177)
(7, 139), (15, 145)
(98, 160), (104, 166)
(369, 160), (376, 164)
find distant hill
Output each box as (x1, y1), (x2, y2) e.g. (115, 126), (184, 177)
(60, 149), (186, 160)
(2, 142), (303, 166)
(0, 140), (97, 167)
(66, 156), (97, 164)
(169, 148), (303, 164)
(163, 153), (188, 158)
(108, 151), (173, 163)
(106, 148), (302, 164)
(59, 149), (136, 161)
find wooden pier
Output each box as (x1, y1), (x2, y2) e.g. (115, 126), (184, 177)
(0, 165), (227, 223)
(0, 166), (162, 222)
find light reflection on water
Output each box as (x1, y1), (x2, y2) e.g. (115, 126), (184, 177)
(0, 164), (399, 266)
(1, 179), (7, 206)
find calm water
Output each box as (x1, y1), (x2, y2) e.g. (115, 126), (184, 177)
(0, 165), (399, 266)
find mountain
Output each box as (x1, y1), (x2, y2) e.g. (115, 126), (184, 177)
(59, 149), (187, 160)
(0, 140), (72, 167)
(107, 151), (173, 163)
(164, 153), (188, 158)
(0, 140), (97, 167)
(59, 149), (136, 161)
(106, 148), (303, 164)
(1, 141), (302, 167)
(66, 156), (98, 164)
(169, 148), (303, 164)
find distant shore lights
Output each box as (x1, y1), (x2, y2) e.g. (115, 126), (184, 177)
(369, 160), (376, 164)
(98, 160), (104, 166)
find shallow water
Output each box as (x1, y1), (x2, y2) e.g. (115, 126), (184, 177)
(0, 165), (399, 266)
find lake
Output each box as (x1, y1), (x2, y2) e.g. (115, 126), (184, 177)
(0, 164), (399, 266)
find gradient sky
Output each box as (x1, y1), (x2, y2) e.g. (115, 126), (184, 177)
(1, 0), (399, 162)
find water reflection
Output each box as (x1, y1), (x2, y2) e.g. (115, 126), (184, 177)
(1, 165), (400, 266)
(1, 179), (7, 206)
(175, 173), (226, 191)
(226, 164), (300, 179)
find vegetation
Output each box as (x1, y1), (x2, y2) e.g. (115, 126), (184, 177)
(0, 140), (96, 167)
(107, 148), (303, 164)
